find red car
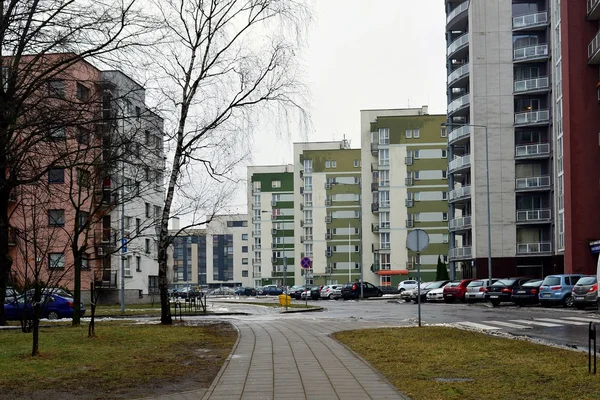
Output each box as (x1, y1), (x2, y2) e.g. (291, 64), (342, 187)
(443, 279), (473, 302)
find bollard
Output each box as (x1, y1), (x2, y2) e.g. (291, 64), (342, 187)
(589, 322), (597, 374)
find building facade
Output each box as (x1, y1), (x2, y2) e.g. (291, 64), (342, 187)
(361, 107), (450, 283)
(248, 165), (295, 288)
(294, 140), (362, 286)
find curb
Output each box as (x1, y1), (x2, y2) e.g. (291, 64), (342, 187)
(201, 321), (242, 400)
(281, 306), (324, 314)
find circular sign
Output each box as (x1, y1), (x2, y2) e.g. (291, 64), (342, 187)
(300, 256), (312, 269)
(406, 229), (430, 252)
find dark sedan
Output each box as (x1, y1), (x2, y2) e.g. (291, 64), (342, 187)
(289, 285), (308, 300)
(511, 279), (543, 306)
(234, 287), (257, 296)
(485, 277), (532, 306)
(410, 280), (451, 303)
(341, 282), (383, 299)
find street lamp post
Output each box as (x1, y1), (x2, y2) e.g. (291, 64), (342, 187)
(443, 122), (492, 287)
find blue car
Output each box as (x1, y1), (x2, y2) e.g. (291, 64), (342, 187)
(4, 294), (86, 320)
(539, 274), (585, 307)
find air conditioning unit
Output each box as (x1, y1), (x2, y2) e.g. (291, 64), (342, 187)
(325, 233), (332, 240)
(300, 187), (304, 194)
(300, 170), (304, 178)
(271, 200), (277, 207)
(271, 257), (278, 264)
(300, 220), (304, 227)
(325, 216), (332, 223)
(406, 220), (414, 228)
(405, 178), (414, 186)
(325, 266), (332, 274)
(326, 250), (332, 257)
(406, 199), (414, 207)
(300, 236), (305, 243)
(300, 204), (304, 211)
(325, 182), (332, 190)
(405, 157), (413, 165)
(271, 229), (278, 235)
(325, 199), (332, 207)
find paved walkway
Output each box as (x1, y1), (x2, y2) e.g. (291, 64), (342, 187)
(148, 318), (409, 400)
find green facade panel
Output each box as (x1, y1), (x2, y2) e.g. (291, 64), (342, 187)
(371, 114), (447, 145)
(251, 172), (294, 192)
(303, 149), (361, 173)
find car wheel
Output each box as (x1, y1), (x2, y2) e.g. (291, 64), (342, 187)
(378, 291), (383, 297)
(564, 295), (574, 307)
(491, 300), (500, 307)
(399, 288), (405, 293)
(47, 311), (59, 320)
(403, 298), (411, 303)
(328, 294), (334, 299)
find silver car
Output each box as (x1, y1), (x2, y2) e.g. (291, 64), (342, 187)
(320, 285), (342, 299)
(464, 279), (497, 303)
(401, 282), (431, 302)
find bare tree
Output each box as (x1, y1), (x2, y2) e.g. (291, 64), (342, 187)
(0, 0), (157, 324)
(151, 0), (310, 325)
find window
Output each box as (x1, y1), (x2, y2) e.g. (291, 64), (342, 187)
(442, 170), (448, 179)
(82, 257), (89, 270)
(227, 220), (248, 228)
(145, 203), (151, 218)
(134, 181), (140, 196)
(442, 191), (448, 200)
(381, 276), (391, 286)
(242, 258), (249, 265)
(149, 276), (159, 294)
(271, 180), (281, 188)
(136, 218), (141, 234)
(405, 129), (413, 139)
(125, 216), (132, 231)
(48, 168), (64, 183)
(242, 246), (248, 253)
(325, 160), (331, 168)
(125, 256), (132, 276)
(414, 192), (421, 201)
(441, 127), (447, 137)
(76, 83), (90, 101)
(154, 205), (161, 219)
(331, 160), (337, 168)
(443, 234), (449, 243)
(145, 131), (151, 145)
(77, 127), (90, 145)
(441, 149), (447, 158)
(242, 270), (249, 277)
(49, 126), (66, 140)
(145, 238), (151, 254)
(442, 212), (448, 221)
(304, 159), (313, 173)
(79, 212), (89, 229)
(136, 256), (142, 272)
(414, 213), (421, 222)
(414, 150), (420, 159)
(48, 80), (65, 97)
(414, 171), (420, 180)
(378, 128), (390, 144)
(135, 106), (141, 120)
(48, 253), (65, 269)
(77, 168), (90, 188)
(48, 209), (65, 227)
(354, 160), (360, 168)
(242, 233), (248, 240)
(413, 129), (420, 138)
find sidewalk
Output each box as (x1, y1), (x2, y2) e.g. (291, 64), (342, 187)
(147, 319), (410, 400)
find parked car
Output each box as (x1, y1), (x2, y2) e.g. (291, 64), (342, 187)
(411, 280), (451, 303)
(341, 282), (383, 299)
(173, 287), (203, 299)
(378, 286), (400, 295)
(300, 285), (321, 300)
(572, 276), (598, 309)
(539, 274), (585, 307)
(464, 279), (498, 303)
(485, 277), (532, 306)
(320, 285), (342, 299)
(25, 287), (72, 299)
(511, 279), (543, 306)
(397, 280), (418, 293)
(5, 287), (19, 303)
(209, 287), (235, 296)
(426, 287), (446, 302)
(261, 286), (284, 296)
(443, 279), (473, 302)
(4, 293), (85, 320)
(234, 287), (257, 296)
(289, 285), (307, 300)
(401, 282), (431, 302)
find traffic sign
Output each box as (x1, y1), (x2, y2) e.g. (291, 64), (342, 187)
(406, 229), (429, 253)
(300, 256), (312, 269)
(121, 237), (128, 253)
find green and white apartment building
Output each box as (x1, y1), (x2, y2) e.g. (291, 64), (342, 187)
(248, 165), (296, 288)
(360, 106), (451, 283)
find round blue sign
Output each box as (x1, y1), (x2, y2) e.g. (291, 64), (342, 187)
(300, 256), (312, 269)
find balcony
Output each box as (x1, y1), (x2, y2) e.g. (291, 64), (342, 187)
(449, 246), (472, 261)
(447, 63), (470, 88)
(251, 202), (261, 209)
(448, 185), (471, 202)
(448, 154), (471, 174)
(515, 143), (551, 159)
(448, 125), (471, 145)
(371, 202), (379, 213)
(514, 110), (550, 126)
(513, 76), (549, 94)
(372, 223), (379, 233)
(405, 156), (413, 165)
(370, 141), (379, 154)
(516, 209), (552, 224)
(588, 0), (600, 20)
(446, 1), (469, 29)
(304, 218), (313, 226)
(405, 199), (414, 207)
(379, 201), (390, 210)
(449, 216), (472, 232)
(589, 29), (600, 64)
(513, 44), (549, 62)
(379, 180), (390, 188)
(405, 177), (414, 186)
(371, 162), (379, 172)
(512, 12), (548, 31)
(373, 242), (390, 252)
(303, 235), (314, 243)
(95, 270), (118, 288)
(515, 176), (551, 191)
(448, 94), (470, 115)
(371, 182), (379, 192)
(380, 222), (390, 230)
(253, 272), (262, 279)
(517, 242), (552, 255)
(447, 33), (469, 58)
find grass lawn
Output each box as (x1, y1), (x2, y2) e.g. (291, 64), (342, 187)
(334, 326), (600, 400)
(0, 321), (236, 399)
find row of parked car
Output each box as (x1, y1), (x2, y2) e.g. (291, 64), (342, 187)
(3, 287), (86, 320)
(398, 274), (599, 309)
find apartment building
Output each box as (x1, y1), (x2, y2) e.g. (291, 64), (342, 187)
(248, 165), (295, 288)
(361, 107), (450, 284)
(293, 140), (362, 286)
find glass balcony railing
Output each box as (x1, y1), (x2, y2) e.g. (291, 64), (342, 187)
(515, 176), (551, 190)
(588, 29), (600, 63)
(588, 0), (600, 19)
(449, 185), (471, 201)
(449, 154), (471, 172)
(514, 76), (549, 93)
(449, 246), (472, 260)
(516, 209), (552, 222)
(447, 34), (469, 56)
(448, 125), (471, 144)
(448, 64), (470, 86)
(517, 242), (551, 254)
(514, 109), (550, 124)
(449, 216), (472, 231)
(515, 143), (550, 158)
(512, 12), (548, 29)
(513, 44), (548, 60)
(448, 94), (470, 114)
(447, 1), (469, 25)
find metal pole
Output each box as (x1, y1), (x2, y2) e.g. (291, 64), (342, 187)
(348, 222), (352, 283)
(417, 249), (421, 327)
(359, 210), (363, 300)
(282, 226), (287, 311)
(485, 126), (492, 287)
(120, 118), (126, 313)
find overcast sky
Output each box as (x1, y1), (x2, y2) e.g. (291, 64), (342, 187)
(227, 0), (447, 214)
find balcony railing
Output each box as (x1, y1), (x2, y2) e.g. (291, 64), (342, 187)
(448, 63), (470, 86)
(515, 143), (550, 158)
(514, 44), (548, 61)
(512, 12), (548, 29)
(516, 209), (552, 222)
(449, 246), (472, 260)
(514, 76), (549, 93)
(372, 223), (379, 232)
(447, 33), (469, 56)
(448, 125), (471, 144)
(515, 175), (551, 190)
(589, 0), (600, 19)
(448, 154), (471, 173)
(589, 29), (600, 63)
(379, 180), (390, 188)
(380, 201), (390, 209)
(380, 222), (390, 230)
(514, 109), (550, 125)
(517, 242), (551, 254)
(449, 185), (471, 202)
(448, 94), (470, 114)
(449, 216), (472, 231)
(447, 1), (469, 24)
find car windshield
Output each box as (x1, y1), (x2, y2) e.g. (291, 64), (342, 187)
(576, 277), (597, 285)
(428, 281), (447, 289)
(447, 282), (460, 287)
(523, 280), (543, 287)
(467, 280), (483, 287)
(541, 276), (561, 286)
(492, 279), (517, 286)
